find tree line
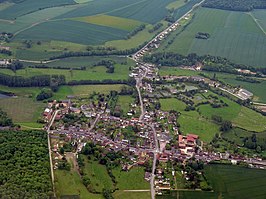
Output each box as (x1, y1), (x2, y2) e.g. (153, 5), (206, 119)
(202, 0), (266, 11)
(143, 52), (266, 75)
(0, 109), (13, 127)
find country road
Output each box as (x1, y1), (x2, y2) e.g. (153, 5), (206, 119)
(47, 110), (59, 197)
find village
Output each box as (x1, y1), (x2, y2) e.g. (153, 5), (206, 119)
(43, 56), (266, 197)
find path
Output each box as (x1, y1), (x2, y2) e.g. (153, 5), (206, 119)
(247, 12), (266, 35)
(47, 110), (59, 197)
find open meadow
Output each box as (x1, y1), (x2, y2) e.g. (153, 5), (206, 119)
(161, 7), (266, 67)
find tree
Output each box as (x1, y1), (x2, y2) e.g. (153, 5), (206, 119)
(220, 120), (232, 132)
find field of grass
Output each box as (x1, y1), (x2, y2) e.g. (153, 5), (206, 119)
(55, 170), (103, 199)
(160, 98), (187, 112)
(159, 67), (200, 77)
(114, 191), (151, 199)
(232, 106), (266, 132)
(0, 97), (45, 126)
(178, 111), (220, 142)
(113, 166), (150, 190)
(53, 84), (127, 99)
(0, 64), (129, 82)
(73, 15), (143, 31)
(163, 7), (266, 67)
(166, 0), (186, 10)
(82, 156), (114, 192)
(117, 95), (134, 114)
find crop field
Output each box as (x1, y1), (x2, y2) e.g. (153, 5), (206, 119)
(74, 15), (143, 31)
(82, 156), (114, 192)
(253, 9), (266, 31)
(0, 97), (45, 127)
(14, 20), (128, 45)
(204, 165), (266, 199)
(113, 166), (150, 190)
(158, 165), (266, 199)
(0, 0), (75, 20)
(166, 0), (186, 10)
(164, 7), (266, 67)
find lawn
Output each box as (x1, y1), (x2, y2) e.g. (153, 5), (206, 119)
(113, 166), (150, 190)
(114, 191), (151, 199)
(73, 15), (143, 31)
(55, 170), (103, 199)
(163, 7), (266, 67)
(82, 156), (114, 192)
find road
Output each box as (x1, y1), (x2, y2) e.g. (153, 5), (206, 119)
(88, 114), (101, 132)
(150, 124), (160, 199)
(132, 0), (205, 60)
(47, 110), (59, 197)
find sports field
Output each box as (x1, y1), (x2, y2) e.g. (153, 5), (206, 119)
(163, 7), (266, 67)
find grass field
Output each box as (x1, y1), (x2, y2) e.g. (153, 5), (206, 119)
(53, 84), (127, 99)
(73, 15), (143, 31)
(82, 156), (114, 192)
(0, 64), (130, 82)
(117, 95), (135, 114)
(160, 98), (187, 112)
(55, 170), (103, 199)
(178, 111), (220, 142)
(0, 97), (45, 128)
(163, 7), (266, 67)
(114, 191), (151, 199)
(113, 166), (150, 190)
(166, 0), (186, 10)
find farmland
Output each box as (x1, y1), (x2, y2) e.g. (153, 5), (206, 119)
(0, 97), (45, 128)
(162, 7), (266, 67)
(73, 15), (143, 31)
(157, 164), (266, 199)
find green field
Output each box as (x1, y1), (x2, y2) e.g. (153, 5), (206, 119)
(179, 111), (220, 142)
(53, 84), (128, 99)
(82, 156), (114, 192)
(160, 98), (187, 112)
(55, 170), (103, 199)
(114, 191), (151, 199)
(162, 7), (266, 67)
(113, 166), (150, 190)
(158, 165), (266, 199)
(0, 64), (129, 82)
(0, 97), (45, 128)
(117, 95), (135, 115)
(74, 15), (143, 31)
